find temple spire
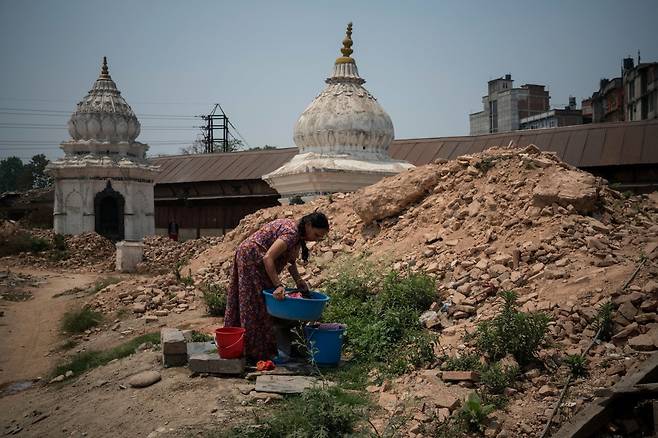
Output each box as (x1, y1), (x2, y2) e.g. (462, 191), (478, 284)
(335, 22), (355, 64)
(100, 56), (110, 79)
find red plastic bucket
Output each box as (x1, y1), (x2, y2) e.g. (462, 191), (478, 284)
(215, 327), (245, 359)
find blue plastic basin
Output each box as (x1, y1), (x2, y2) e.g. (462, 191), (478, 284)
(261, 288), (330, 321)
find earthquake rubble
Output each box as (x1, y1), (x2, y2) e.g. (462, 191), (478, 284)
(3, 145), (657, 436)
(179, 145), (658, 435)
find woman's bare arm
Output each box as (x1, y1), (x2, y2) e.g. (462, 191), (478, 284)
(263, 238), (288, 300)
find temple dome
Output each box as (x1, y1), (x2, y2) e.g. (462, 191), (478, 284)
(292, 23), (394, 160)
(67, 57), (141, 143)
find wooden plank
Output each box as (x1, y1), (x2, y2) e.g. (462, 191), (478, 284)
(555, 352), (658, 438)
(594, 383), (658, 398)
(255, 375), (324, 394)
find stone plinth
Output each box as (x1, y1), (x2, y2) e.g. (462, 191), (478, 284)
(116, 241), (144, 272)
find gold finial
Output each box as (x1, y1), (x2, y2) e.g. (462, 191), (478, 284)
(100, 56), (110, 78)
(335, 22), (355, 64)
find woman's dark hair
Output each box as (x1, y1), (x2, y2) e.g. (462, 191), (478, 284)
(298, 212), (330, 262)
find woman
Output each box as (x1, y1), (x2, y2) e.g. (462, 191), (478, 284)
(223, 212), (330, 362)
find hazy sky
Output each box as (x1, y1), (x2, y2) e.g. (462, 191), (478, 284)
(1, 0), (657, 160)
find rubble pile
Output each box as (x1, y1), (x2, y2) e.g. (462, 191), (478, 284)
(0, 222), (115, 271)
(89, 272), (201, 320)
(139, 235), (223, 274)
(184, 145), (657, 435)
(19, 231), (114, 271)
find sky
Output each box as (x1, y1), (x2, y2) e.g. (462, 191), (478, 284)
(1, 0), (657, 161)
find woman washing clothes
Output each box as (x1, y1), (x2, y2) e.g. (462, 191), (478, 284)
(223, 212), (330, 362)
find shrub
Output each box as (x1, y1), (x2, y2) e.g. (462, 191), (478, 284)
(0, 232), (51, 256)
(322, 261), (437, 373)
(61, 307), (103, 333)
(441, 353), (483, 372)
(565, 354), (588, 377)
(222, 386), (368, 438)
(201, 282), (227, 316)
(29, 236), (51, 253)
(174, 259), (194, 286)
(458, 392), (495, 432)
(480, 362), (519, 395)
(53, 233), (67, 251)
(594, 301), (615, 341)
(191, 331), (214, 342)
(473, 290), (550, 364)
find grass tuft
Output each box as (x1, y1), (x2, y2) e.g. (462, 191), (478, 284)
(53, 332), (160, 378)
(61, 307), (103, 333)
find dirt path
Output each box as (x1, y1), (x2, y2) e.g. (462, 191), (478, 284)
(0, 268), (100, 386)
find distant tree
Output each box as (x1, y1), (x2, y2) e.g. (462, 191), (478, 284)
(0, 157), (26, 192)
(25, 154), (52, 188)
(247, 145), (277, 151)
(179, 138), (243, 154)
(0, 155), (52, 193)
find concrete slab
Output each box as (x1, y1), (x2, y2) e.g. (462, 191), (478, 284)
(186, 341), (217, 356)
(188, 353), (245, 375)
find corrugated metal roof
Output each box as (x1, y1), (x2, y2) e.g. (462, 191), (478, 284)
(152, 148), (298, 184)
(389, 119), (658, 168)
(152, 119), (658, 184)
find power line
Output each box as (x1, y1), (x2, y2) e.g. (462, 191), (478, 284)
(217, 103), (252, 148)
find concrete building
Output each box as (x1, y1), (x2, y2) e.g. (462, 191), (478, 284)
(586, 77), (624, 123)
(46, 58), (158, 241)
(262, 23), (412, 202)
(623, 56), (658, 122)
(469, 75), (550, 135)
(520, 97), (583, 130)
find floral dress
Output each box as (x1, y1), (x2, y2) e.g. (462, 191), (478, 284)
(224, 218), (300, 361)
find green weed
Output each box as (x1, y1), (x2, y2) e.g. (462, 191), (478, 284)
(323, 266), (437, 373)
(441, 353), (482, 372)
(458, 392), (495, 433)
(91, 276), (121, 294)
(53, 332), (160, 379)
(594, 301), (615, 341)
(480, 362), (519, 395)
(565, 354), (588, 377)
(61, 307), (103, 333)
(217, 386), (369, 438)
(200, 282), (227, 316)
(190, 331), (214, 343)
(473, 290), (550, 364)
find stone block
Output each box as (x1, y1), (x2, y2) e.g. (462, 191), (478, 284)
(441, 370), (479, 382)
(189, 353), (245, 375)
(115, 241), (144, 273)
(161, 328), (186, 354)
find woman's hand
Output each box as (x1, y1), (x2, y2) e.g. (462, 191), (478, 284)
(273, 285), (286, 301)
(296, 280), (309, 292)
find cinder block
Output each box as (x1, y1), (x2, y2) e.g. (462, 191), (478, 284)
(188, 353), (245, 375)
(163, 352), (187, 367)
(161, 328), (186, 355)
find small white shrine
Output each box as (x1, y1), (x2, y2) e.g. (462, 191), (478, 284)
(263, 23), (412, 201)
(47, 57), (158, 242)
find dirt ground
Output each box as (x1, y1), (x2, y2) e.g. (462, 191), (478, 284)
(0, 268), (250, 438)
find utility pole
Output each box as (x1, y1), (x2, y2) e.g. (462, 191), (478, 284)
(199, 104), (229, 153)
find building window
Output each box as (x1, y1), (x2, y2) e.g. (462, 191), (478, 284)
(649, 92), (655, 113)
(629, 80), (635, 100)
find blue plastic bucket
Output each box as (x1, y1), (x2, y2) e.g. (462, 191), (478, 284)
(304, 323), (346, 366)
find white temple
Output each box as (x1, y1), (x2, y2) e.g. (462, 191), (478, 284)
(47, 57), (158, 241)
(263, 23), (413, 201)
